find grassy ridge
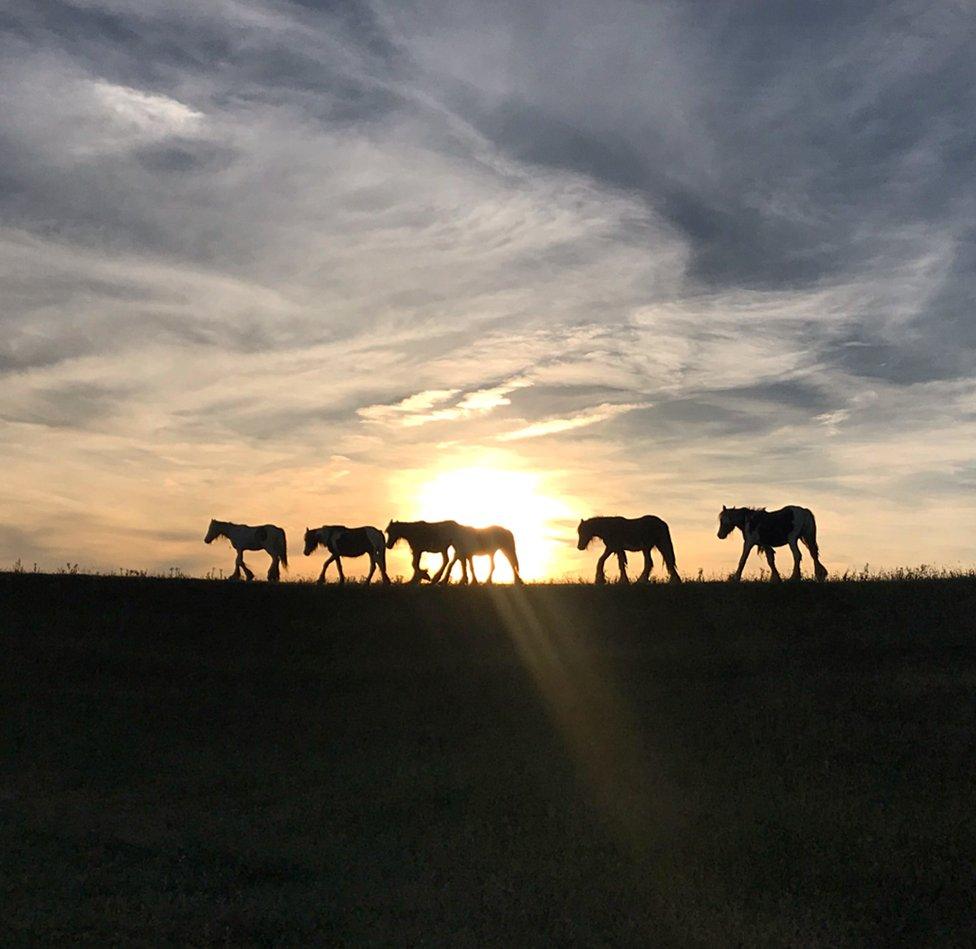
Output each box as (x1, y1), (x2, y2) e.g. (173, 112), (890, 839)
(2, 573), (975, 944)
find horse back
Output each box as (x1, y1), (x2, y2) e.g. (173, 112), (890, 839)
(242, 524), (283, 550)
(749, 508), (797, 548)
(407, 520), (457, 551)
(331, 527), (380, 558)
(455, 524), (515, 555)
(597, 515), (669, 550)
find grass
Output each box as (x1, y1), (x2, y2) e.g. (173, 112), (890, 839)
(2, 572), (975, 944)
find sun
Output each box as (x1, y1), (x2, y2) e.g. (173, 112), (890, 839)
(411, 466), (573, 581)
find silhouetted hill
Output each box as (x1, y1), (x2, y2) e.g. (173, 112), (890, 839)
(3, 573), (975, 943)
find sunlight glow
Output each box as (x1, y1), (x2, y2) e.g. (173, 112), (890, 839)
(412, 466), (574, 581)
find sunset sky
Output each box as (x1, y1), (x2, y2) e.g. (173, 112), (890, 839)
(2, 1), (975, 580)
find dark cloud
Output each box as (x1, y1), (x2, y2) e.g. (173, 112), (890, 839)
(1, 381), (135, 429)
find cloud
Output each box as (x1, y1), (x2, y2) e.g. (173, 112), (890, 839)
(0, 0), (974, 575)
(358, 378), (533, 428)
(92, 81), (203, 140)
(497, 402), (650, 441)
(358, 388), (460, 423)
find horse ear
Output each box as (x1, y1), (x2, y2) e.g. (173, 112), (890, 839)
(722, 505), (727, 511)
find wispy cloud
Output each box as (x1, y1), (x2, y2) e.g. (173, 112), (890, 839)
(497, 402), (650, 441)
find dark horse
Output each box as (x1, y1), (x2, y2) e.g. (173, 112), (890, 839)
(717, 505), (827, 582)
(385, 520), (460, 583)
(577, 515), (681, 583)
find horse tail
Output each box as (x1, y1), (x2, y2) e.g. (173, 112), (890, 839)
(802, 510), (828, 579)
(803, 511), (820, 559)
(374, 533), (387, 572)
(279, 530), (288, 570)
(505, 529), (521, 579)
(658, 524), (680, 579)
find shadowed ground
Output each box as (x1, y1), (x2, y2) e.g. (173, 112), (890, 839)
(2, 573), (975, 944)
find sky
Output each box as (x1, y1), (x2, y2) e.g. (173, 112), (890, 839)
(1, 0), (975, 580)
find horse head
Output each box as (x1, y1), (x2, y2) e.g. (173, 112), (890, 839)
(204, 519), (220, 544)
(717, 506), (737, 539)
(385, 521), (402, 549)
(303, 527), (319, 556)
(577, 518), (596, 551)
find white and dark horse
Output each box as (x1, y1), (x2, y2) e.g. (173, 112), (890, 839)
(303, 525), (390, 584)
(577, 515), (681, 583)
(204, 519), (288, 581)
(717, 505), (828, 582)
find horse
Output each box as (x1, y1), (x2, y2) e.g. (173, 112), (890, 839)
(204, 519), (288, 581)
(385, 520), (460, 583)
(303, 525), (390, 584)
(717, 505), (828, 582)
(443, 524), (522, 585)
(577, 515), (681, 583)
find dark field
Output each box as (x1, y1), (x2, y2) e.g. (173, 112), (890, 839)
(3, 573), (975, 945)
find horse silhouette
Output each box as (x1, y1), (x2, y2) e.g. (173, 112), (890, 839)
(385, 520), (460, 583)
(443, 524), (522, 585)
(204, 519), (288, 581)
(718, 505), (827, 581)
(577, 515), (680, 583)
(304, 525), (389, 584)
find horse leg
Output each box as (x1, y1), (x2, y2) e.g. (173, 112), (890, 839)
(486, 552), (496, 584)
(267, 554), (280, 582)
(365, 555), (376, 584)
(469, 556), (480, 586)
(764, 548), (781, 582)
(616, 551), (629, 584)
(440, 554), (458, 584)
(430, 551), (450, 584)
(230, 548), (243, 581)
(410, 550), (424, 584)
(318, 555), (335, 583)
(732, 543), (753, 581)
(638, 549), (652, 583)
(335, 556), (346, 585)
(595, 548), (611, 584)
(788, 539), (802, 581)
